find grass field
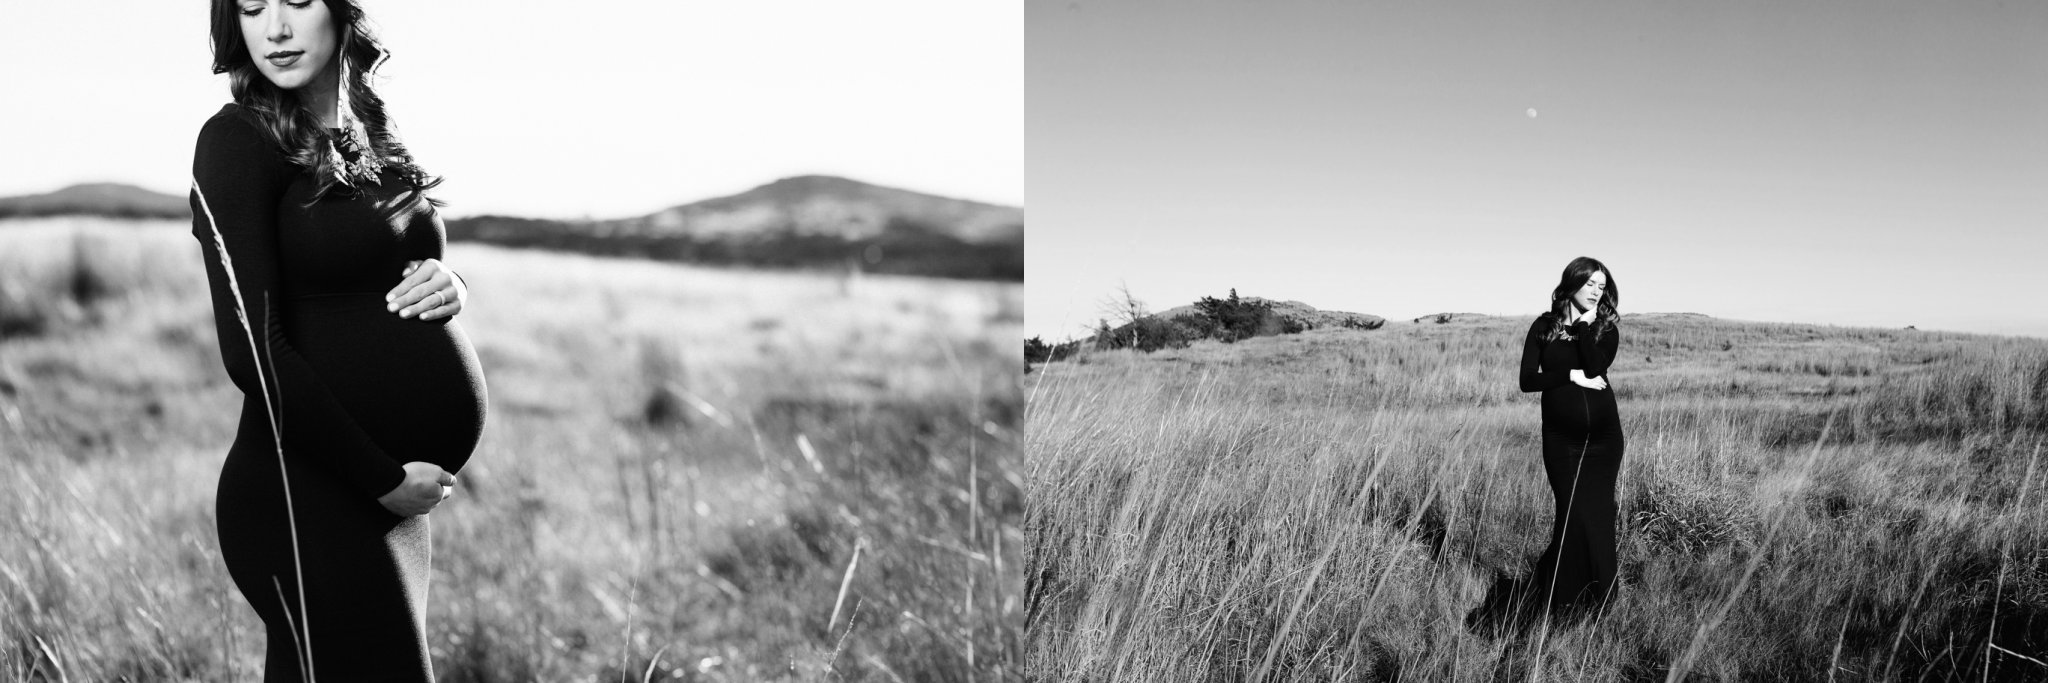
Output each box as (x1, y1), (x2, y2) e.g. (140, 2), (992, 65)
(1026, 312), (2048, 681)
(0, 216), (1022, 681)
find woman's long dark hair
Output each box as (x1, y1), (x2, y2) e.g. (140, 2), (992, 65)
(209, 0), (443, 211)
(1543, 256), (1619, 343)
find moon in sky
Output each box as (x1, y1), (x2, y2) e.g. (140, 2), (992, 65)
(1527, 108), (1539, 118)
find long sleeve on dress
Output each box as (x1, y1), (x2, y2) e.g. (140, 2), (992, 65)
(190, 111), (408, 500)
(1573, 321), (1619, 379)
(1520, 317), (1569, 393)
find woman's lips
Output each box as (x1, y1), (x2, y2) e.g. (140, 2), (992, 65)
(267, 51), (302, 67)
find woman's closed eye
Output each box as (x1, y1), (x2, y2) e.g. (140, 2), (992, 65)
(240, 0), (312, 16)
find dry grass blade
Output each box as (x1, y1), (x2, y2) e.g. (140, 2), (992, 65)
(829, 537), (867, 632)
(616, 564), (642, 683)
(31, 634), (68, 683)
(640, 645), (669, 683)
(274, 578), (309, 678)
(825, 598), (863, 676)
(1253, 533), (1343, 683)
(1985, 440), (2040, 681)
(193, 179), (315, 680)
(1881, 561), (1938, 680)
(1667, 413), (1832, 682)
(1353, 442), (1455, 652)
(1827, 606), (1851, 682)
(862, 652), (909, 683)
(0, 560), (40, 615)
(1988, 643), (2048, 669)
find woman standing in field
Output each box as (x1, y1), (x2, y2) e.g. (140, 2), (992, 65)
(1515, 256), (1625, 619)
(191, 0), (485, 679)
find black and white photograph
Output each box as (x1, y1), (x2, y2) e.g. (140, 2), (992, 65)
(1026, 0), (2046, 680)
(9, 0), (2048, 681)
(0, 1), (1020, 680)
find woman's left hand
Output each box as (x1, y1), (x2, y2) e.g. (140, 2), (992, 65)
(386, 259), (466, 320)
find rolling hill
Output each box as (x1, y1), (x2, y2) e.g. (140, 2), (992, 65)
(586, 174), (1022, 243)
(0, 182), (187, 220)
(1027, 290), (1384, 361)
(444, 175), (1023, 280)
(0, 175), (1023, 280)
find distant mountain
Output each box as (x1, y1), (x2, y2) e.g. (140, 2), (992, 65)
(0, 175), (1023, 281)
(592, 175), (1023, 244)
(0, 183), (187, 220)
(446, 175), (1022, 281)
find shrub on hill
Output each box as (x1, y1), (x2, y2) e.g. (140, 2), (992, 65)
(1092, 315), (1208, 352)
(1034, 288), (1376, 363)
(1025, 335), (1086, 365)
(1195, 288), (1301, 342)
(1025, 336), (1050, 364)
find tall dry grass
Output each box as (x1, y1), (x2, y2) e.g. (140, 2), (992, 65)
(0, 217), (1021, 681)
(1027, 313), (2048, 681)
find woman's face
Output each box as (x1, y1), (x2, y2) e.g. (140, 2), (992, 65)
(1571, 269), (1608, 313)
(237, 0), (337, 90)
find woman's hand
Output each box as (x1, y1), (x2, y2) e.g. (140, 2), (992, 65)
(378, 461), (456, 517)
(1575, 305), (1599, 325)
(1569, 368), (1608, 391)
(386, 259), (466, 321)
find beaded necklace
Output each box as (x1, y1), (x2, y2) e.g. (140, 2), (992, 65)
(326, 56), (385, 189)
(326, 125), (386, 189)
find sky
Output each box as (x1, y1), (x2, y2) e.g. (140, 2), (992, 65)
(0, 1), (1021, 220)
(1027, 0), (2047, 341)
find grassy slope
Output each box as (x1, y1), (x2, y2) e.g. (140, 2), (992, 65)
(1027, 313), (2048, 681)
(0, 217), (1022, 681)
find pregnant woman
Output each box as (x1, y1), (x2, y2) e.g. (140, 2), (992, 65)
(1516, 256), (1625, 621)
(191, 0), (485, 679)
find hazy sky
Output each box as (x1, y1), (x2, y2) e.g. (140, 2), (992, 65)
(1028, 0), (2047, 341)
(0, 1), (1021, 219)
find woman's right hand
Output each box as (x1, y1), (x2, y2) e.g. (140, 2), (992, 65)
(378, 461), (456, 517)
(1569, 369), (1608, 391)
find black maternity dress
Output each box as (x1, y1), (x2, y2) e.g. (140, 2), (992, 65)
(190, 103), (486, 681)
(1518, 314), (1623, 613)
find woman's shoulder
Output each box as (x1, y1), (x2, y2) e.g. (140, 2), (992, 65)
(198, 103), (265, 144)
(195, 103), (291, 173)
(1529, 312), (1560, 333)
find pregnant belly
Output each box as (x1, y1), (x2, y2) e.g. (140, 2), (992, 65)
(282, 294), (487, 473)
(1542, 384), (1619, 439)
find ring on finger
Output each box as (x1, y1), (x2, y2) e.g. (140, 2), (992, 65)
(428, 291), (446, 308)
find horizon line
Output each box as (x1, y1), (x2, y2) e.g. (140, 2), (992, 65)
(1030, 311), (2048, 344)
(0, 173), (1026, 223)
